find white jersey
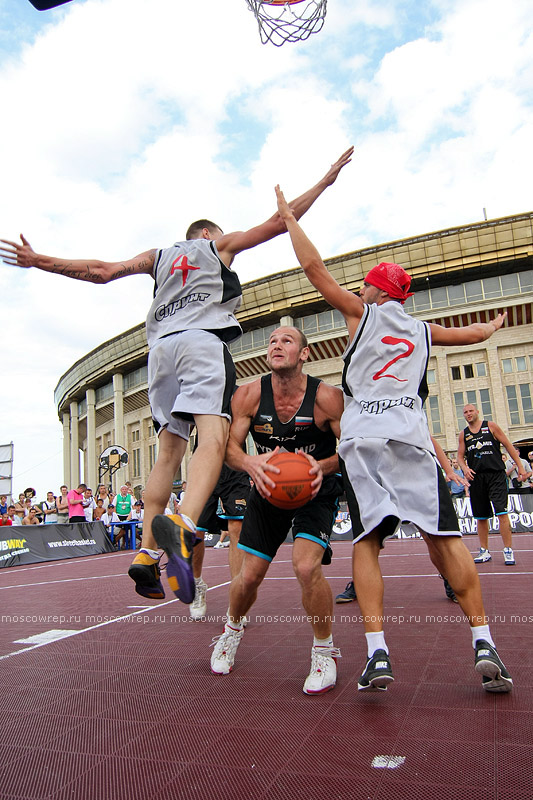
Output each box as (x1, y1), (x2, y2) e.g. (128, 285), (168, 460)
(146, 239), (242, 348)
(340, 302), (434, 452)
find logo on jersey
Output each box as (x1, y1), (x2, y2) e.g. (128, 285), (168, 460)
(259, 415), (273, 422)
(360, 396), (415, 415)
(155, 293), (210, 321)
(295, 416), (313, 430)
(254, 423), (274, 435)
(170, 255), (200, 286)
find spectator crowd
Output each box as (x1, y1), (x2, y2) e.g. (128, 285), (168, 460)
(0, 482), (188, 550)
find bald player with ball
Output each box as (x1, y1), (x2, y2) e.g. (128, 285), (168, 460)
(210, 326), (345, 695)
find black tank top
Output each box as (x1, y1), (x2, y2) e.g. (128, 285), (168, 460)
(251, 375), (337, 461)
(464, 420), (504, 472)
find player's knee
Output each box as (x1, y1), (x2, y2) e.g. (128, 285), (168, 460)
(293, 557), (321, 587)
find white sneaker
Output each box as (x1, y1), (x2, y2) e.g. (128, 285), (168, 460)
(473, 547), (491, 563)
(189, 578), (208, 620)
(222, 540), (230, 548)
(303, 645), (341, 695)
(210, 624), (244, 674)
(503, 547), (515, 565)
(213, 541), (224, 549)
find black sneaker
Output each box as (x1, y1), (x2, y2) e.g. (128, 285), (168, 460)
(443, 577), (458, 603)
(474, 639), (513, 693)
(152, 514), (195, 604)
(357, 649), (394, 691)
(335, 581), (356, 603)
(128, 550), (165, 599)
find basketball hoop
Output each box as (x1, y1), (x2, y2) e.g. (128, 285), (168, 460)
(245, 0), (327, 47)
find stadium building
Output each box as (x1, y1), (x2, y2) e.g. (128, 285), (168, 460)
(54, 212), (533, 492)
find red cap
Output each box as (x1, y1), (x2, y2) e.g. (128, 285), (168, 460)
(364, 262), (414, 304)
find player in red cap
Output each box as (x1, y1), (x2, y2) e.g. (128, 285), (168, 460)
(275, 184), (513, 696)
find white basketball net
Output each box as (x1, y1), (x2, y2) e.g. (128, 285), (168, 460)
(246, 0), (328, 47)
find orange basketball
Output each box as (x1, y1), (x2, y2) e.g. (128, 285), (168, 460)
(266, 451), (314, 510)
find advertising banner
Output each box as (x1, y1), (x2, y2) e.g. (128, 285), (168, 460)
(0, 521), (115, 568)
(328, 493), (533, 541)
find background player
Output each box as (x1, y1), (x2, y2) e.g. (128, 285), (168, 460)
(188, 462), (251, 620)
(458, 404), (527, 565)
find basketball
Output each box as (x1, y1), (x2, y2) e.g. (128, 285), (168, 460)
(266, 451), (314, 510)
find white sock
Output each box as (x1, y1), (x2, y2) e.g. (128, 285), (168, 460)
(141, 548), (159, 560)
(180, 513), (197, 533)
(194, 575), (203, 585)
(471, 624), (494, 648)
(313, 635), (333, 648)
(225, 620), (243, 632)
(366, 631), (388, 657)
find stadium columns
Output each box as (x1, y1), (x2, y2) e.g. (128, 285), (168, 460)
(486, 343), (511, 436)
(86, 388), (97, 491)
(69, 400), (80, 487)
(279, 315), (294, 327)
(433, 351), (456, 449)
(62, 411), (71, 488)
(112, 372), (127, 490)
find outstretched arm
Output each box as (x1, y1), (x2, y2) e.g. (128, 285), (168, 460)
(0, 234), (156, 284)
(429, 313), (506, 346)
(216, 147), (354, 266)
(275, 184), (364, 340)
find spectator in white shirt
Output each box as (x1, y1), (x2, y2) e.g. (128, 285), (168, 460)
(83, 487), (97, 521)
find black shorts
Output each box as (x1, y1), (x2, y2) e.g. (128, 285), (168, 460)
(238, 476), (343, 563)
(197, 464), (251, 531)
(469, 470), (508, 519)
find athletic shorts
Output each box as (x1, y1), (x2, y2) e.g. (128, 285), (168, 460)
(197, 465), (251, 531)
(338, 437), (460, 545)
(238, 476), (343, 563)
(148, 329), (236, 441)
(469, 470), (508, 519)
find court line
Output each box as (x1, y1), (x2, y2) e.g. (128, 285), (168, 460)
(2, 566), (531, 593)
(0, 551), (133, 575)
(262, 571), (533, 580)
(0, 574), (128, 590)
(0, 581), (231, 662)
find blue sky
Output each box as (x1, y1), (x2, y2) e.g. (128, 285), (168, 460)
(1, 0), (532, 498)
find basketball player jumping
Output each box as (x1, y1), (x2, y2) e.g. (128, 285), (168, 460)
(210, 326), (345, 695)
(0, 147), (353, 606)
(274, 184), (513, 695)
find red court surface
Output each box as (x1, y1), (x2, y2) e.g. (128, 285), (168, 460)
(1, 534), (532, 800)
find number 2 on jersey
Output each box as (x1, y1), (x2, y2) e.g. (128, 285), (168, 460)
(373, 336), (414, 381)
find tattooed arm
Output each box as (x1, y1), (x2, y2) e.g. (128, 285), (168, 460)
(0, 234), (156, 283)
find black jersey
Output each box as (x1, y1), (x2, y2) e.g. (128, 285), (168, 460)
(251, 374), (337, 461)
(464, 420), (504, 472)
